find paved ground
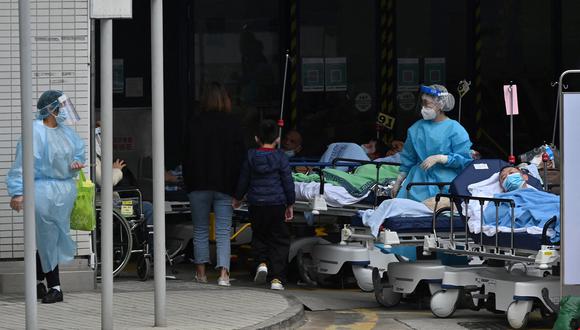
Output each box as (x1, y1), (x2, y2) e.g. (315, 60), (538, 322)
(0, 280), (304, 330)
(300, 308), (554, 330)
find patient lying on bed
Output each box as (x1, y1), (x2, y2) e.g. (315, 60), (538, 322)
(467, 166), (560, 242)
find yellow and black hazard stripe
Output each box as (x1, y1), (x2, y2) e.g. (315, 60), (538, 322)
(378, 0), (396, 141)
(290, 0), (298, 128)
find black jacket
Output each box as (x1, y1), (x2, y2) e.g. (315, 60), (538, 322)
(235, 148), (295, 206)
(182, 111), (246, 196)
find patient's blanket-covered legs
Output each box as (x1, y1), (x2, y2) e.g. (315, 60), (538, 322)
(359, 199), (433, 237)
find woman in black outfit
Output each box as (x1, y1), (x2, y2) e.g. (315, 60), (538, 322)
(182, 82), (246, 286)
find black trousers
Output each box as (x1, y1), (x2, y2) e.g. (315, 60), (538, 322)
(36, 252), (60, 288)
(249, 205), (290, 283)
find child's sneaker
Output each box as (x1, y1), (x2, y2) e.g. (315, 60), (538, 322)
(270, 279), (284, 290)
(254, 263), (268, 284)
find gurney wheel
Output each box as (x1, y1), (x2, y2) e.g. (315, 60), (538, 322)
(507, 300), (532, 329)
(372, 267), (401, 308)
(296, 249), (318, 286)
(430, 289), (459, 318)
(137, 255), (151, 281)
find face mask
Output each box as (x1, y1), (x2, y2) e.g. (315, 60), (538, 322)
(95, 127), (101, 136)
(285, 150), (295, 158)
(502, 173), (525, 192)
(421, 106), (437, 120)
(52, 110), (67, 124)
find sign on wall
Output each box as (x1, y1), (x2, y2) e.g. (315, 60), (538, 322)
(90, 0), (132, 19)
(325, 57), (347, 92)
(397, 58), (419, 92)
(301, 58), (324, 92)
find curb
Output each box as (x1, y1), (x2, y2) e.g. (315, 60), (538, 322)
(241, 294), (305, 330)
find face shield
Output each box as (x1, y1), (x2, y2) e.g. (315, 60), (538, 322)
(419, 85), (455, 112)
(56, 94), (80, 123)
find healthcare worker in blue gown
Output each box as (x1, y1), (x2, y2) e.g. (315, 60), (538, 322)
(391, 85), (472, 202)
(7, 90), (85, 303)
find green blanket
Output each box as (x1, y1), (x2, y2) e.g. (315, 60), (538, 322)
(353, 164), (400, 184)
(292, 164), (400, 197)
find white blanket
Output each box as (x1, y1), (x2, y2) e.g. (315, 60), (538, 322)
(359, 198), (433, 237)
(294, 182), (369, 207)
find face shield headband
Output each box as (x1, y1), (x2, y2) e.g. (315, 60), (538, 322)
(37, 93), (80, 124)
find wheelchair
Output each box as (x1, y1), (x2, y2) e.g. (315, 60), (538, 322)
(95, 188), (153, 281)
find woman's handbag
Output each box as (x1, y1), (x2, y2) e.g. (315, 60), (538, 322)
(70, 170), (96, 231)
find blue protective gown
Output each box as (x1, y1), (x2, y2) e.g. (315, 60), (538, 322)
(7, 120), (85, 272)
(397, 118), (472, 202)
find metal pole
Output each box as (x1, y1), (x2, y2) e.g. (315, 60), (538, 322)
(100, 18), (114, 330)
(277, 52), (290, 147)
(151, 0), (167, 325)
(19, 0), (37, 327)
(509, 84), (514, 159)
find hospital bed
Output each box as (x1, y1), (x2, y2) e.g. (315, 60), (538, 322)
(289, 158), (473, 292)
(371, 159), (559, 329)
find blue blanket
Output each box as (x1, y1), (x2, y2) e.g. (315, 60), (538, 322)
(483, 188), (560, 242)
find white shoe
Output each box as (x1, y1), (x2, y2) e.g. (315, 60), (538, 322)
(254, 263), (268, 284)
(270, 279), (284, 291)
(217, 277), (231, 287)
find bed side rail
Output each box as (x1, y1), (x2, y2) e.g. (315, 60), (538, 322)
(429, 193), (559, 266)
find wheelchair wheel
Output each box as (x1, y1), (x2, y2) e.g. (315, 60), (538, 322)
(137, 255), (151, 281)
(96, 209), (133, 277)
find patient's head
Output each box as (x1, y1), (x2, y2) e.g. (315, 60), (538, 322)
(282, 130), (303, 157)
(361, 138), (388, 160)
(499, 166), (529, 192)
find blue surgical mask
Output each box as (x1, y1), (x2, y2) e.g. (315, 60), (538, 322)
(53, 110), (67, 124)
(502, 173), (525, 192)
(285, 150), (295, 158)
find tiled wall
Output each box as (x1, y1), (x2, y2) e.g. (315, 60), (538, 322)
(0, 0), (91, 259)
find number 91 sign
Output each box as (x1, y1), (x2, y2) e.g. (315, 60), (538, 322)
(377, 113), (395, 130)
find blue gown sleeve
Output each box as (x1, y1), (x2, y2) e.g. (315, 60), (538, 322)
(399, 129), (418, 174)
(444, 123), (472, 169)
(70, 129), (86, 164)
(6, 139), (23, 197)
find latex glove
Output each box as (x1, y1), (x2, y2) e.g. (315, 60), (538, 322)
(420, 155), (448, 171)
(70, 161), (85, 170)
(10, 195), (23, 212)
(390, 173), (407, 198)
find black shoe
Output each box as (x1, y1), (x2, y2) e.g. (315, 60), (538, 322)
(41, 288), (63, 304)
(37, 283), (47, 300)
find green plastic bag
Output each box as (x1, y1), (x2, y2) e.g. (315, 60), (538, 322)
(553, 296), (580, 330)
(70, 171), (96, 231)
